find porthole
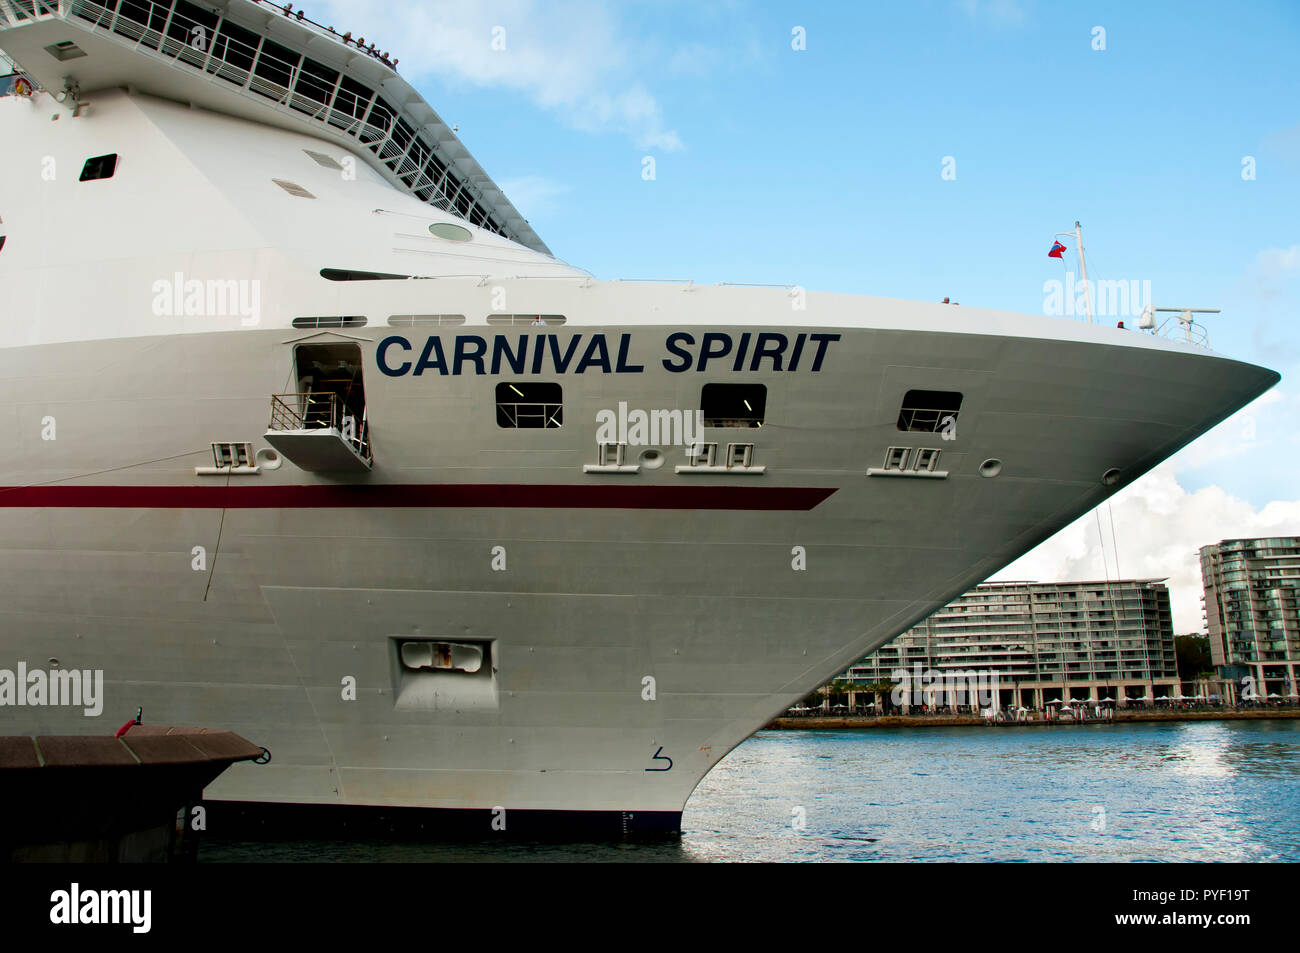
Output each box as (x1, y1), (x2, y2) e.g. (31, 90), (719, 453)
(1101, 468), (1121, 486)
(979, 458), (1003, 478)
(429, 221), (472, 242)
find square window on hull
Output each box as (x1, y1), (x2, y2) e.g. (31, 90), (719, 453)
(702, 383), (766, 428)
(897, 389), (962, 432)
(496, 381), (562, 428)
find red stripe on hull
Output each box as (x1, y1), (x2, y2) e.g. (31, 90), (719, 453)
(0, 484), (836, 511)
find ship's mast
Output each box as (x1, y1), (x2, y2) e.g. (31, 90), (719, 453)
(1073, 221), (1094, 325)
(1053, 220), (1095, 324)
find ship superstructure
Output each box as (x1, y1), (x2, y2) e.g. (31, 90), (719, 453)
(0, 0), (1280, 834)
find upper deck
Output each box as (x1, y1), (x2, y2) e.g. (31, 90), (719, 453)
(0, 0), (551, 254)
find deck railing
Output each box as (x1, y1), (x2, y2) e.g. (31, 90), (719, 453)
(0, 1), (64, 26)
(495, 401), (563, 429)
(44, 0), (534, 247)
(268, 392), (371, 463)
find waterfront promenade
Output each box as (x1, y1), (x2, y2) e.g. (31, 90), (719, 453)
(768, 707), (1300, 730)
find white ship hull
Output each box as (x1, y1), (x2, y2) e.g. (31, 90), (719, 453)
(0, 10), (1278, 834)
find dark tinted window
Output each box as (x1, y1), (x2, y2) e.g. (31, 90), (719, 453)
(291, 316), (368, 329)
(293, 57), (338, 108)
(320, 268), (413, 281)
(496, 382), (562, 429)
(213, 20), (259, 72)
(79, 154), (118, 181)
(702, 383), (767, 428)
(252, 39), (299, 93)
(897, 389), (963, 432)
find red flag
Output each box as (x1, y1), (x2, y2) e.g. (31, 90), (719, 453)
(114, 720), (135, 738)
(1048, 241), (1067, 259)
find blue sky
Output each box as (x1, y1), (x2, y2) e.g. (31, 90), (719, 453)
(321, 0), (1298, 628)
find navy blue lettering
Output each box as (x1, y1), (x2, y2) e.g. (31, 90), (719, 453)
(749, 332), (788, 371)
(491, 335), (527, 374)
(453, 335), (487, 375)
(615, 333), (644, 373)
(412, 336), (448, 376)
(376, 335), (412, 376)
(787, 332), (807, 371)
(697, 332), (733, 372)
(808, 332), (841, 371)
(413, 335), (449, 374)
(575, 334), (612, 374)
(547, 334), (583, 373)
(732, 332), (751, 371)
(662, 332), (695, 372)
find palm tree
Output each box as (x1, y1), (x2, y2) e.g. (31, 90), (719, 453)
(863, 679), (899, 714)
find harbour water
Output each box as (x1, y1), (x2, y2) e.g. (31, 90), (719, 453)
(202, 720), (1300, 862)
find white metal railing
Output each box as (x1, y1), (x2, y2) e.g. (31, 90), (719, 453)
(496, 401), (562, 429)
(1, 0), (64, 27)
(53, 0), (534, 247)
(269, 391), (371, 463)
(1140, 306), (1216, 348)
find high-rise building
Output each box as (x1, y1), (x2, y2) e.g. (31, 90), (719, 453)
(840, 580), (1178, 709)
(1199, 537), (1300, 701)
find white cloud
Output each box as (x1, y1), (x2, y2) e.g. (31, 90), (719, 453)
(1245, 244), (1300, 302)
(313, 0), (684, 151)
(1164, 388), (1292, 475)
(992, 465), (1300, 634)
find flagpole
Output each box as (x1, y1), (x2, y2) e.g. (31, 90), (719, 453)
(1052, 222), (1096, 324)
(1074, 221), (1094, 325)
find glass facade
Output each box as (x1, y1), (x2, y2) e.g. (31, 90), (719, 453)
(1200, 537), (1300, 696)
(840, 580), (1178, 697)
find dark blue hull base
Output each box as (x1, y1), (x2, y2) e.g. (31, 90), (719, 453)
(202, 800), (684, 843)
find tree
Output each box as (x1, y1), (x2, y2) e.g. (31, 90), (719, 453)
(864, 679), (899, 713)
(1175, 634), (1213, 680)
(800, 689), (825, 710)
